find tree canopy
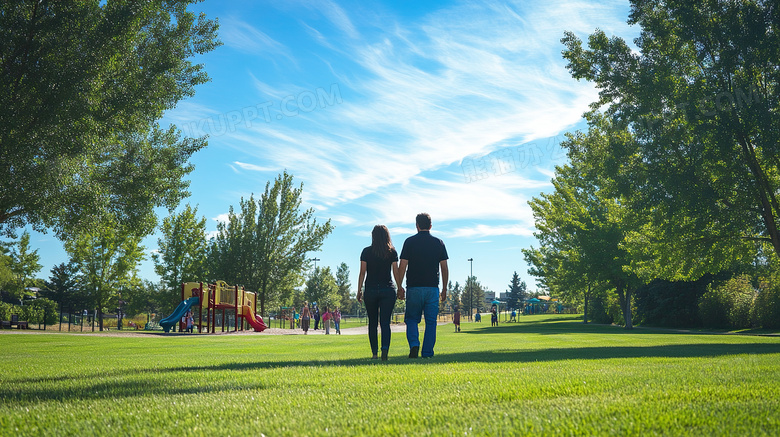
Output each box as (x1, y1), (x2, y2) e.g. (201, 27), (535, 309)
(65, 227), (145, 331)
(525, 0), (780, 327)
(208, 172), (334, 315)
(524, 158), (639, 328)
(0, 0), (220, 238)
(561, 0), (780, 275)
(153, 204), (209, 308)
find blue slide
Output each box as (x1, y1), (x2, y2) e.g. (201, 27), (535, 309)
(160, 296), (200, 333)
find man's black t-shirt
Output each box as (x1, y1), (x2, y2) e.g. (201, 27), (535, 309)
(400, 231), (448, 287)
(360, 246), (398, 289)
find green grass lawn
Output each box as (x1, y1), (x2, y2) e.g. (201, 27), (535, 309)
(2, 315), (779, 436)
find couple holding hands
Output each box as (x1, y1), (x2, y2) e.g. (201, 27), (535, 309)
(357, 213), (449, 360)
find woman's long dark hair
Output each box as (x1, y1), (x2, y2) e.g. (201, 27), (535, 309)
(371, 225), (395, 260)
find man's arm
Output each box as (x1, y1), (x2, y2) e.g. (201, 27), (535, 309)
(440, 259), (448, 302)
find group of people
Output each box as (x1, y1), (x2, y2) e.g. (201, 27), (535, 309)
(298, 303), (341, 335)
(357, 213), (448, 360)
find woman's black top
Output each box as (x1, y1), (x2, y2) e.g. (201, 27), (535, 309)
(361, 246), (398, 289)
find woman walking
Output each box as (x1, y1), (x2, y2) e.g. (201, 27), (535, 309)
(301, 302), (312, 334)
(357, 225), (404, 360)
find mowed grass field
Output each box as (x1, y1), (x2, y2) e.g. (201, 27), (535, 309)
(2, 315), (780, 436)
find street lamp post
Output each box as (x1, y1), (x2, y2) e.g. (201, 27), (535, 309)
(311, 257), (320, 270)
(468, 258), (473, 322)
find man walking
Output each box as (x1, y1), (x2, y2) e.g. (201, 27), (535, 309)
(398, 213), (449, 358)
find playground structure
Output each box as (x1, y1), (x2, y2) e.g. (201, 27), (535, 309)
(160, 281), (267, 333)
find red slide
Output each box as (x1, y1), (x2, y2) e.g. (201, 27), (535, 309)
(242, 305), (268, 332)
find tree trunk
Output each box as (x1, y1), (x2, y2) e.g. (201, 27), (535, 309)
(583, 282), (590, 324)
(259, 278), (267, 318)
(624, 284), (632, 329)
(614, 281), (632, 329)
(737, 136), (780, 258)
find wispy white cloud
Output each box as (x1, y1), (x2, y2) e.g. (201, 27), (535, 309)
(212, 213), (230, 225)
(208, 0), (634, 238)
(220, 17), (296, 63)
(368, 174), (548, 225)
(232, 161), (278, 172)
(284, 0), (359, 39)
(448, 223), (536, 239)
(329, 215), (357, 226)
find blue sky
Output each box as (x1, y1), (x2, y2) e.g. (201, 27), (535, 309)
(27, 0), (639, 296)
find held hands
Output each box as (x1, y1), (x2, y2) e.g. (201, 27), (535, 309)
(396, 286), (405, 300)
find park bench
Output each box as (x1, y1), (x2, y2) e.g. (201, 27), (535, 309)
(9, 314), (29, 329)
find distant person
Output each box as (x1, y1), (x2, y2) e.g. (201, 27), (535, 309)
(491, 304), (498, 326)
(313, 304), (321, 330)
(453, 306), (461, 332)
(323, 306), (332, 335)
(301, 302), (312, 334)
(475, 312), (481, 322)
(294, 308), (300, 328)
(334, 307), (342, 335)
(358, 224), (403, 360)
(510, 309), (517, 322)
(398, 213), (448, 359)
(185, 310), (194, 333)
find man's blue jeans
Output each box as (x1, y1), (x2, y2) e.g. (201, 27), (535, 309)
(405, 286), (439, 357)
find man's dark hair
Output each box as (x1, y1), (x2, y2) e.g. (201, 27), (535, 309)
(416, 213), (432, 230)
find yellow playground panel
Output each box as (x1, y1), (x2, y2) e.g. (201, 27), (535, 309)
(182, 282), (201, 300)
(242, 291), (256, 310)
(213, 280), (237, 307)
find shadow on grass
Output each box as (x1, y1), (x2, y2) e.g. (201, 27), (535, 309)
(475, 315), (780, 337)
(4, 315), (778, 404)
(4, 340), (780, 404)
(465, 315), (629, 335)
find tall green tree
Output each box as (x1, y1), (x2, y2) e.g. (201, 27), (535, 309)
(335, 262), (352, 311)
(304, 266), (340, 310)
(446, 280), (462, 312)
(524, 161), (640, 328)
(123, 280), (168, 321)
(7, 231), (42, 301)
(42, 262), (80, 320)
(208, 172), (334, 315)
(65, 228), (145, 331)
(0, 243), (13, 298)
(153, 204), (209, 308)
(462, 276), (486, 318)
(0, 1), (220, 238)
(506, 272), (526, 310)
(561, 0), (780, 277)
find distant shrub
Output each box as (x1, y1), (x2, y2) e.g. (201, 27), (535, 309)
(698, 288), (730, 329)
(634, 274), (723, 328)
(0, 302), (12, 322)
(753, 275), (780, 329)
(699, 275), (756, 329)
(588, 294), (614, 325)
(27, 298), (59, 325)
